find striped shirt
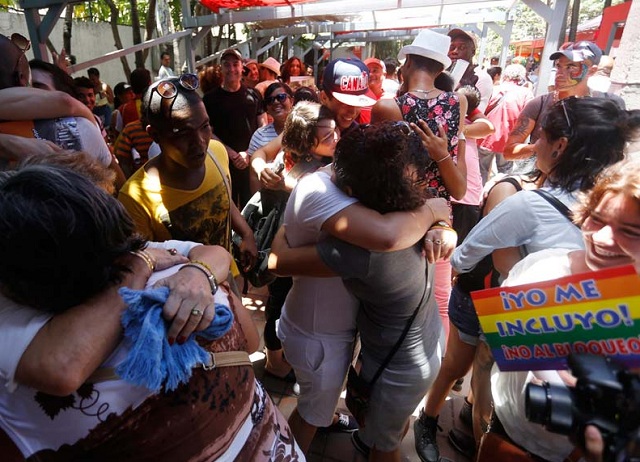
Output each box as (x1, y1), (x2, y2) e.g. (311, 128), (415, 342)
(247, 123), (278, 156)
(114, 120), (153, 176)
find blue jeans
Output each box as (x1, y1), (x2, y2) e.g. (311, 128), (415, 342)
(448, 284), (481, 344)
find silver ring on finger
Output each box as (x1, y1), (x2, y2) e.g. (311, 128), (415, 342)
(168, 248), (178, 256)
(424, 238), (433, 243)
(434, 239), (442, 245)
(191, 308), (203, 317)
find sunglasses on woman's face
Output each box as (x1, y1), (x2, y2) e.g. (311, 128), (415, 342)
(265, 93), (289, 105)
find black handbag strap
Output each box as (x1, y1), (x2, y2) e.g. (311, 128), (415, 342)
(369, 267), (430, 386)
(520, 189), (579, 259)
(531, 189), (577, 226)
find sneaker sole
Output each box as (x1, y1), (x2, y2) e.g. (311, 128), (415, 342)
(351, 431), (370, 458)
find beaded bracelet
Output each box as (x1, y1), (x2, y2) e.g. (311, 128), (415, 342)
(180, 261), (219, 294)
(131, 249), (156, 273)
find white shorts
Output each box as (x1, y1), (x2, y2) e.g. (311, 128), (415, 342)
(277, 319), (355, 427)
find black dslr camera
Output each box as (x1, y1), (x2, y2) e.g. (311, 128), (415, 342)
(525, 354), (640, 461)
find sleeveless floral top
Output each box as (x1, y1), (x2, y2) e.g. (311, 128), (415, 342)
(395, 91), (461, 200)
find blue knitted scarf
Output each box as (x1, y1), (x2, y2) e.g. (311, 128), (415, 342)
(116, 286), (234, 392)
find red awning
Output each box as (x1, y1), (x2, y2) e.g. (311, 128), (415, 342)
(200, 0), (316, 13)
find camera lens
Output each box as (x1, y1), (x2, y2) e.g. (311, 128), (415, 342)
(526, 382), (574, 435)
(525, 382), (550, 424)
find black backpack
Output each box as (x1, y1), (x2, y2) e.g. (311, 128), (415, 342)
(232, 190), (287, 290)
(232, 155), (326, 292)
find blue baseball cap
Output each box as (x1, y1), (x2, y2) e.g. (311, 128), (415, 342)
(322, 58), (376, 107)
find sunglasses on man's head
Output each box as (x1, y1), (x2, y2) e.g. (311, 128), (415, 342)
(11, 33), (30, 53)
(265, 93), (289, 105)
(146, 73), (200, 131)
(152, 73), (199, 99)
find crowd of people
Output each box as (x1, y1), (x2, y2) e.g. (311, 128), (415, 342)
(0, 25), (638, 462)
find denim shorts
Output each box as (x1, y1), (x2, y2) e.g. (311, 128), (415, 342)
(448, 284), (481, 345)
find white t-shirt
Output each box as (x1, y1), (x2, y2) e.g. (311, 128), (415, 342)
(474, 66), (494, 113)
(451, 187), (584, 274)
(157, 65), (175, 81)
(0, 241), (234, 458)
(277, 170), (359, 342)
(491, 247), (575, 462)
(0, 296), (51, 393)
(28, 116), (111, 167)
(0, 240), (199, 392)
(75, 116), (113, 167)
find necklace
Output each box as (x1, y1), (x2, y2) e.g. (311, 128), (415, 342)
(410, 88), (438, 96)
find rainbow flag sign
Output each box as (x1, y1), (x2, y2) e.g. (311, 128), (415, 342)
(470, 265), (640, 371)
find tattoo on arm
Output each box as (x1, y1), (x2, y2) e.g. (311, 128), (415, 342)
(510, 114), (532, 138)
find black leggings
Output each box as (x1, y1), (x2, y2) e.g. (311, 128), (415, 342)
(263, 276), (293, 351)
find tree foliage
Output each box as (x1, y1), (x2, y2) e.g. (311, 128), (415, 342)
(72, 0), (183, 31)
(475, 0), (625, 62)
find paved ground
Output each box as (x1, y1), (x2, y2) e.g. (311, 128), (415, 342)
(243, 284), (473, 462)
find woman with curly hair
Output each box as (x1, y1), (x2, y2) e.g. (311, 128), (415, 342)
(485, 157), (640, 462)
(248, 101), (337, 381)
(373, 30), (465, 347)
(270, 121), (448, 461)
